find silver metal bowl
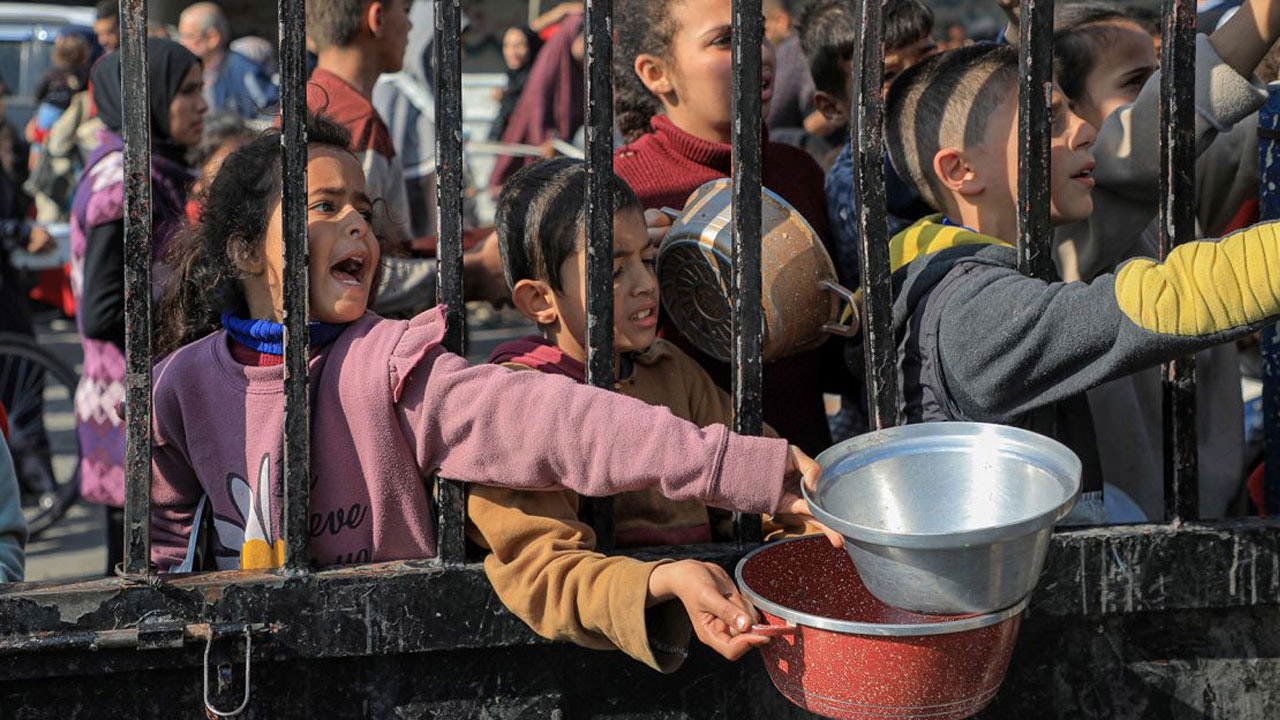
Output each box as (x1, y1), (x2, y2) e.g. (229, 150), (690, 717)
(805, 422), (1082, 615)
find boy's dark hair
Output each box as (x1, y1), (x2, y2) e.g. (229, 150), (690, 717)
(884, 44), (1018, 211)
(307, 0), (374, 50)
(496, 158), (643, 293)
(1052, 2), (1149, 103)
(614, 0), (682, 144)
(95, 0), (118, 21)
(156, 112), (392, 356)
(798, 0), (935, 98)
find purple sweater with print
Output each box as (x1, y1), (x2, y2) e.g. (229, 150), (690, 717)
(150, 308), (789, 571)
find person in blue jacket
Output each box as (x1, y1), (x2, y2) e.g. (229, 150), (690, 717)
(178, 2), (279, 120)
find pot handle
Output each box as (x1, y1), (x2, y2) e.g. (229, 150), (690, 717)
(819, 280), (861, 338)
(749, 623), (798, 637)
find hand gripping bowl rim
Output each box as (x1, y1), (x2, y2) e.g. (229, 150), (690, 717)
(734, 536), (1030, 637)
(803, 422), (1083, 550)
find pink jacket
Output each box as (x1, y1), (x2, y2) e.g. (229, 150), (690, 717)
(150, 308), (788, 571)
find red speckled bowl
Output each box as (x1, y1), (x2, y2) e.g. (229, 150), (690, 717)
(736, 536), (1027, 720)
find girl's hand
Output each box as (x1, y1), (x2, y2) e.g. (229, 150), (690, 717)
(776, 445), (845, 549)
(643, 208), (675, 248)
(647, 559), (769, 661)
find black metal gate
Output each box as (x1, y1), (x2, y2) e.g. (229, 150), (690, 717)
(2, 0), (1280, 717)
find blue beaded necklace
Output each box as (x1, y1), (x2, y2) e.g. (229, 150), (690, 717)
(220, 311), (349, 355)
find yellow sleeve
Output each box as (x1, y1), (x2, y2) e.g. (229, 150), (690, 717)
(466, 486), (691, 672)
(1115, 221), (1280, 336)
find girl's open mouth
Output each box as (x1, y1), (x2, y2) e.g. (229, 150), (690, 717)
(330, 255), (367, 287)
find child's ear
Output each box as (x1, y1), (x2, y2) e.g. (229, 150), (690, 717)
(366, 0), (384, 38)
(227, 240), (265, 276)
(812, 91), (849, 126)
(933, 148), (983, 197)
(635, 53), (673, 96)
(511, 279), (559, 326)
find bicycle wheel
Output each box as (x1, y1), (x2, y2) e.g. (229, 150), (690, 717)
(0, 332), (81, 538)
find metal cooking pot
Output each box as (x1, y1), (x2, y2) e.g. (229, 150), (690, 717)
(656, 179), (858, 364)
(805, 422), (1082, 615)
(737, 536), (1026, 720)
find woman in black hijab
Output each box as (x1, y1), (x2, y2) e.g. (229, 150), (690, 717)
(488, 26), (544, 142)
(68, 38), (206, 574)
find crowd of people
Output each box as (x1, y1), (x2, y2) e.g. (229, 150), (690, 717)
(1, 0), (1279, 676)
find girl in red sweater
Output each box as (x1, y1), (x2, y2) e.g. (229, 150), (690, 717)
(612, 0), (840, 454)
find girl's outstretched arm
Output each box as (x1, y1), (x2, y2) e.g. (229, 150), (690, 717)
(397, 345), (790, 515)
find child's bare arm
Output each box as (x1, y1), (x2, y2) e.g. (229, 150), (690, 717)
(466, 485), (692, 672)
(646, 559), (771, 662)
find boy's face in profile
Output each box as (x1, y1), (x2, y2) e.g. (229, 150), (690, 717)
(554, 208), (660, 360)
(960, 84), (1097, 231)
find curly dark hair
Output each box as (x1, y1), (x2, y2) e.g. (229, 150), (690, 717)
(155, 112), (392, 358)
(614, 0), (682, 145)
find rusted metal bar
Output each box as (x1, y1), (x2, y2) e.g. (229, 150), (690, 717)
(731, 0), (764, 544)
(434, 0), (467, 564)
(1259, 89), (1280, 514)
(583, 0), (616, 550)
(4, 519), (1280, 670)
(0, 623), (272, 655)
(1159, 0), (1199, 522)
(853, 0), (901, 430)
(1016, 0), (1054, 280)
(119, 0), (152, 577)
(278, 0), (311, 572)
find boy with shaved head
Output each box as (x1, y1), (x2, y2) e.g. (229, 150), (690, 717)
(874, 44), (1280, 521)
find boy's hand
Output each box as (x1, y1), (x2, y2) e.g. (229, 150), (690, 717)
(647, 559), (770, 661)
(644, 208), (675, 248)
(776, 445), (845, 548)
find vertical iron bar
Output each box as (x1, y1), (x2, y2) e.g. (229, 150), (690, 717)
(583, 0), (616, 550)
(1016, 0), (1055, 280)
(119, 0), (151, 576)
(1258, 87), (1280, 515)
(731, 0), (764, 544)
(1159, 0), (1199, 522)
(853, 0), (901, 430)
(434, 0), (467, 564)
(279, 0), (311, 571)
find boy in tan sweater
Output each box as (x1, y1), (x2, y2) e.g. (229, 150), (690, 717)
(466, 158), (835, 672)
